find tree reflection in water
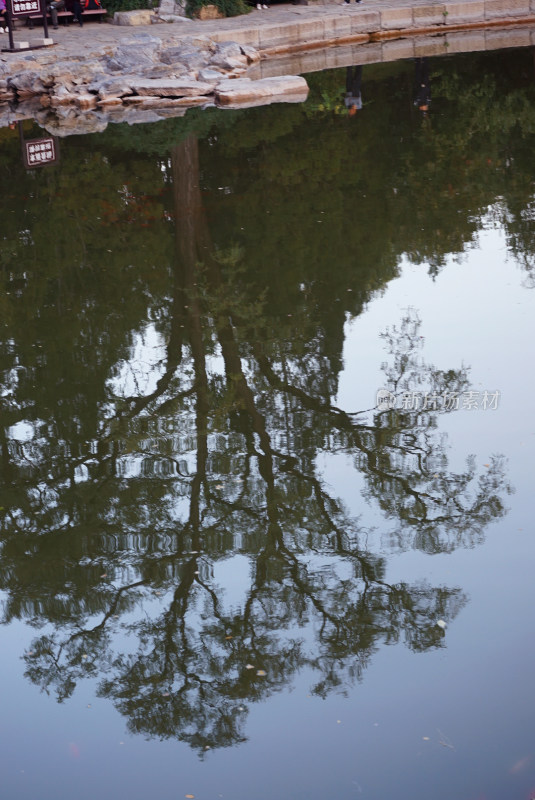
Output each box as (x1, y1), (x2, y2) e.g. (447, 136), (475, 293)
(0, 139), (510, 756)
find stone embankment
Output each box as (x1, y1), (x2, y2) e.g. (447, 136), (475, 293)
(0, 36), (309, 114)
(1, 0), (534, 132)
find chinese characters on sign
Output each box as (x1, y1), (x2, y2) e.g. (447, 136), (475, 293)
(376, 389), (501, 412)
(8, 0), (41, 15)
(23, 138), (58, 169)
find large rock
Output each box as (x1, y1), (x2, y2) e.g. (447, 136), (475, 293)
(104, 105), (187, 125)
(88, 76), (140, 100)
(213, 41), (243, 58)
(42, 110), (109, 136)
(195, 4), (223, 19)
(160, 46), (207, 69)
(114, 9), (155, 25)
(240, 44), (261, 64)
(106, 34), (162, 72)
(140, 63), (190, 78)
(211, 53), (249, 69)
(8, 70), (47, 95)
(123, 95), (208, 107)
(198, 67), (227, 83)
(157, 0), (186, 13)
(128, 77), (214, 96)
(215, 75), (309, 106)
(211, 41), (249, 69)
(157, 14), (192, 22)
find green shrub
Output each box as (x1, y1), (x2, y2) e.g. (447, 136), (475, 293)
(104, 0), (156, 15)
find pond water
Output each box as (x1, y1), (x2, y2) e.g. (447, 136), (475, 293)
(1, 46), (535, 800)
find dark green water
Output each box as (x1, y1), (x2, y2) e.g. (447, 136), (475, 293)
(1, 49), (535, 800)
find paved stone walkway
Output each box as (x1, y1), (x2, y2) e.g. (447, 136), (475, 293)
(3, 0), (534, 62)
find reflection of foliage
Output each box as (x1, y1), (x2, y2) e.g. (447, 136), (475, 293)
(0, 49), (527, 753)
(2, 229), (508, 752)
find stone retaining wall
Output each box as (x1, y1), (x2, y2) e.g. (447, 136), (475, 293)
(247, 24), (535, 76)
(201, 0), (535, 50)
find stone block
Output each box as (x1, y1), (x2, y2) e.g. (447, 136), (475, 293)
(443, 1), (484, 23)
(381, 38), (415, 61)
(350, 10), (380, 33)
(12, 41), (30, 49)
(114, 9), (154, 24)
(34, 38), (54, 46)
(380, 6), (413, 29)
(295, 18), (325, 42)
(414, 36), (450, 55)
(158, 0), (175, 13)
(485, 0), (529, 17)
(413, 3), (447, 25)
(350, 42), (383, 64)
(299, 48), (327, 72)
(324, 45), (356, 68)
(212, 28), (259, 47)
(323, 14), (352, 38)
(258, 23), (302, 48)
(254, 54), (302, 77)
(129, 77), (214, 96)
(215, 75), (308, 105)
(443, 31), (486, 52)
(484, 27), (531, 47)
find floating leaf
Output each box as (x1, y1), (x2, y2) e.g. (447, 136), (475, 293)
(245, 664), (255, 670)
(256, 669), (266, 677)
(436, 620), (447, 629)
(423, 736), (430, 741)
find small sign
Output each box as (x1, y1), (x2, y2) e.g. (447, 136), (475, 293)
(23, 137), (59, 169)
(7, 0), (41, 15)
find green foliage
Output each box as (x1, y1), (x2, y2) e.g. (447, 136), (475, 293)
(103, 0), (156, 16)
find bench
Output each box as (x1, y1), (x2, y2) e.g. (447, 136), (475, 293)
(26, 7), (107, 27)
